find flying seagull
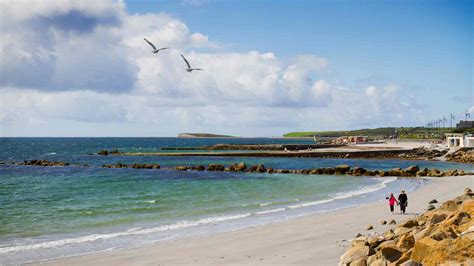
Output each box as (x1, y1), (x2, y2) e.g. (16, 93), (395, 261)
(144, 38), (170, 54)
(181, 54), (204, 72)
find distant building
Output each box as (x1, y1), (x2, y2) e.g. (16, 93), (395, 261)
(456, 120), (474, 129)
(445, 133), (474, 148)
(333, 136), (368, 144)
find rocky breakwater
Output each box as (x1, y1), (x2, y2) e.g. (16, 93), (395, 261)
(97, 150), (122, 155)
(102, 163), (160, 169)
(18, 159), (70, 166)
(339, 188), (474, 265)
(171, 163), (469, 178)
(446, 148), (474, 164)
(398, 147), (448, 160)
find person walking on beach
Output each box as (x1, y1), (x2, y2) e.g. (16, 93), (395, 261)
(398, 190), (408, 214)
(387, 193), (398, 214)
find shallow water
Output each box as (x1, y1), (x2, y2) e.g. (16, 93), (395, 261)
(0, 138), (472, 263)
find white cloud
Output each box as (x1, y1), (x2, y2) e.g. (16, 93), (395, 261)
(0, 0), (426, 136)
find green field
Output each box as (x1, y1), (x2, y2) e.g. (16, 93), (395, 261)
(284, 127), (473, 139)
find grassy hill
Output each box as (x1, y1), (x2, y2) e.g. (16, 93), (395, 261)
(284, 127), (474, 139)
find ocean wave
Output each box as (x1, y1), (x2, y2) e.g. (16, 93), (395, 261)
(287, 199), (334, 209)
(331, 177), (396, 200)
(255, 208), (286, 215)
(0, 213), (252, 254)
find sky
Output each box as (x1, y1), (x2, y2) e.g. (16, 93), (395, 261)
(0, 0), (472, 137)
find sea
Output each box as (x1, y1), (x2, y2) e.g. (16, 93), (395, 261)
(0, 137), (472, 264)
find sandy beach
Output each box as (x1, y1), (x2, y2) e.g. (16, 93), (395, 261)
(37, 175), (473, 266)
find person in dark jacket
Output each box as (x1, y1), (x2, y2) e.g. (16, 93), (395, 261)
(398, 190), (408, 214)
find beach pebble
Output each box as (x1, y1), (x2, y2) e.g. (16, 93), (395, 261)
(380, 220), (387, 225)
(428, 199), (438, 204)
(426, 204), (436, 211)
(389, 219), (397, 225)
(366, 225), (374, 230)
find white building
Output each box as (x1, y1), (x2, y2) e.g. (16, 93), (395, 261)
(445, 133), (474, 148)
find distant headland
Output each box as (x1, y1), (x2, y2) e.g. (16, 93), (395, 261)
(177, 133), (235, 138)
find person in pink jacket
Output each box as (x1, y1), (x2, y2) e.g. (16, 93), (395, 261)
(387, 193), (398, 213)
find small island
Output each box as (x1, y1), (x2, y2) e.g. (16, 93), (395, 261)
(177, 133), (235, 138)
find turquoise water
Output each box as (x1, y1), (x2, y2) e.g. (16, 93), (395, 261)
(0, 138), (472, 263)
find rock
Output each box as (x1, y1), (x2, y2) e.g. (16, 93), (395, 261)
(309, 169), (319, 175)
(97, 150), (109, 155)
(366, 225), (374, 230)
(388, 168), (404, 176)
(339, 245), (375, 265)
(428, 168), (442, 177)
(175, 166), (189, 171)
(380, 246), (403, 263)
(428, 199), (438, 204)
(368, 236), (381, 248)
(352, 236), (369, 247)
(411, 236), (474, 265)
(397, 233), (415, 251)
(266, 168), (274, 174)
(196, 165), (205, 171)
(442, 211), (470, 227)
(355, 233), (363, 238)
(429, 226), (458, 241)
(234, 162), (247, 171)
(426, 205), (436, 211)
(416, 170), (428, 177)
(389, 219), (397, 225)
(400, 219), (418, 228)
(349, 258), (367, 266)
(404, 165), (420, 175)
(394, 226), (412, 236)
(460, 226), (474, 240)
(465, 187), (473, 195)
(322, 168), (335, 175)
(384, 229), (395, 240)
(207, 164), (225, 171)
(351, 167), (366, 176)
(364, 170), (377, 176)
(255, 164), (266, 173)
(396, 249), (412, 265)
(400, 259), (421, 266)
(460, 200), (474, 216)
(439, 200), (458, 212)
(380, 220), (387, 225)
(335, 164), (350, 174)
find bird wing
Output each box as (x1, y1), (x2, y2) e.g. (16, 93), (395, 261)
(181, 54), (191, 68)
(144, 38), (157, 50)
(193, 68), (204, 71)
(158, 47), (170, 51)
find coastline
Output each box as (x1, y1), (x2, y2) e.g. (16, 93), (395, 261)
(36, 175), (473, 266)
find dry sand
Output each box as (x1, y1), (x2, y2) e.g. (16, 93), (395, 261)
(37, 175), (473, 266)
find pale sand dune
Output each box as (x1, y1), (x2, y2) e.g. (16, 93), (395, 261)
(38, 175), (473, 266)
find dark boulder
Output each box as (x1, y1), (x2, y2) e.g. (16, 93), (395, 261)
(404, 165), (420, 176)
(335, 164), (351, 174)
(98, 150), (109, 156)
(207, 164), (225, 171)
